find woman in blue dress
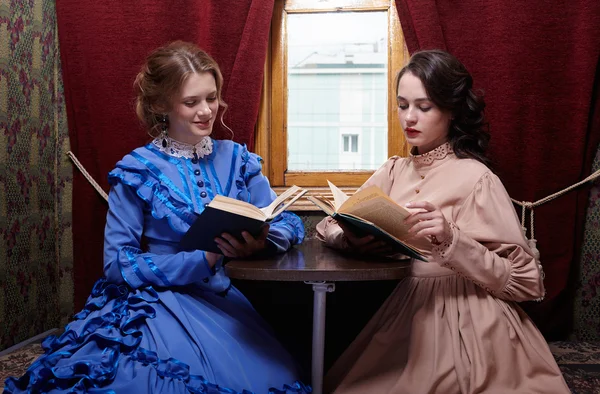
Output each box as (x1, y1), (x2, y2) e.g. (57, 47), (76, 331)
(5, 41), (309, 394)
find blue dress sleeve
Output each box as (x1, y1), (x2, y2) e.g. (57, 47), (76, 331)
(103, 181), (213, 289)
(241, 150), (305, 253)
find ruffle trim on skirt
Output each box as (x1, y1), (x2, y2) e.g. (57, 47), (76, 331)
(4, 278), (311, 394)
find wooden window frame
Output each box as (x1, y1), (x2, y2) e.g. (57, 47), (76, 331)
(255, 0), (409, 209)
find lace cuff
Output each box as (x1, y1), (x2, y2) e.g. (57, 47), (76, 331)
(432, 222), (499, 296)
(431, 222), (458, 261)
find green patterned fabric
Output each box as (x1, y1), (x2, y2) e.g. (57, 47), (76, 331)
(572, 146), (600, 342)
(0, 0), (73, 350)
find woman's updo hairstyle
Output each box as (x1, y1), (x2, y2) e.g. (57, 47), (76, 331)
(396, 49), (491, 167)
(134, 41), (228, 138)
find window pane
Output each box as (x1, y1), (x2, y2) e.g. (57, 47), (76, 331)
(287, 11), (388, 171)
(351, 135), (358, 152)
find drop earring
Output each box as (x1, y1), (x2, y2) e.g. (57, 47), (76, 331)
(192, 146), (199, 163)
(161, 115), (168, 148)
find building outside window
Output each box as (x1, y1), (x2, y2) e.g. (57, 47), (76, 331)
(287, 12), (387, 171)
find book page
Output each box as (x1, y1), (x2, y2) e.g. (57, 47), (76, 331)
(209, 195), (265, 221)
(267, 188), (307, 219)
(338, 185), (387, 212)
(327, 180), (349, 210)
(339, 186), (412, 240)
(306, 195), (335, 216)
(261, 185), (302, 218)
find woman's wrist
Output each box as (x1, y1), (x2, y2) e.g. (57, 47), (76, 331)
(204, 251), (222, 268)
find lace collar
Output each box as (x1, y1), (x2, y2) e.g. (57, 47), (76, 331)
(152, 136), (213, 159)
(410, 142), (454, 166)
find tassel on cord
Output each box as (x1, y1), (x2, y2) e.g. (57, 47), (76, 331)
(519, 202), (540, 261)
(512, 167), (600, 261)
(512, 167), (600, 301)
(516, 202), (545, 302)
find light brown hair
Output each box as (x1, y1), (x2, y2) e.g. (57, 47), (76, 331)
(134, 40), (229, 138)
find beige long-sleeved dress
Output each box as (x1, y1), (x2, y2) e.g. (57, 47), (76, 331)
(318, 143), (570, 394)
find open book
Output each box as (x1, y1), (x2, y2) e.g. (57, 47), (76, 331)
(307, 181), (427, 261)
(179, 185), (307, 254)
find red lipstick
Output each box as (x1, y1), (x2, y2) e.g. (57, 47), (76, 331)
(405, 127), (420, 138)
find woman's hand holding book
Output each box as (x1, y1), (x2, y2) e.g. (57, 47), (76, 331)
(337, 221), (395, 256)
(214, 224), (271, 258)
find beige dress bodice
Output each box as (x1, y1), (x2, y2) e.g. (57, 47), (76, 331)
(318, 143), (568, 394)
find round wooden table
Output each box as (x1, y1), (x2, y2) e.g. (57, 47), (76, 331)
(225, 239), (411, 394)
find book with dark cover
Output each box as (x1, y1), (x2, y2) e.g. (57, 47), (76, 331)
(179, 185), (306, 254)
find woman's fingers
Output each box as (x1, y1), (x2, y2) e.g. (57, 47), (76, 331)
(218, 226), (270, 259)
(215, 237), (238, 257)
(216, 234), (250, 258)
(404, 201), (436, 211)
(402, 201), (452, 244)
(337, 222), (362, 241)
(220, 233), (243, 249)
(404, 211), (439, 227)
(338, 222), (376, 247)
(408, 217), (442, 234)
(259, 225), (270, 240)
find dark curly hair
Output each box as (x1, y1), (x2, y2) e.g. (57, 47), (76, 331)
(396, 49), (491, 168)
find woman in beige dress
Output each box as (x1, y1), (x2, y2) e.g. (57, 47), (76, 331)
(318, 50), (570, 394)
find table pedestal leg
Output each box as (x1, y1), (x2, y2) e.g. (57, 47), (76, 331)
(306, 281), (335, 394)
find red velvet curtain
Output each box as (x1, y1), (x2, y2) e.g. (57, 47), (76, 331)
(56, 1), (274, 309)
(396, 0), (600, 338)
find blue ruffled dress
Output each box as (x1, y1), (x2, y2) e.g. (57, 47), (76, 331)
(4, 139), (310, 394)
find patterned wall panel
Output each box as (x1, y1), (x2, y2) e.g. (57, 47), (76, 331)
(0, 0), (73, 350)
(572, 148), (600, 341)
